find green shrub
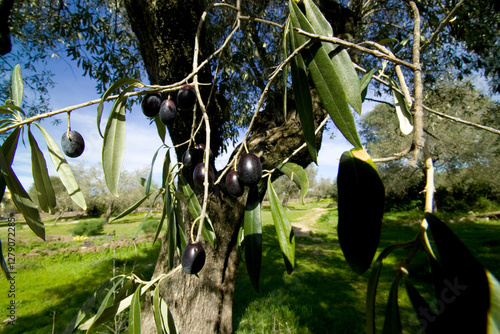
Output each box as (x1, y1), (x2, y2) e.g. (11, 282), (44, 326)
(141, 220), (160, 234)
(70, 219), (104, 236)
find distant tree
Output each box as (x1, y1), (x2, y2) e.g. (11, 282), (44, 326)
(360, 79), (500, 209)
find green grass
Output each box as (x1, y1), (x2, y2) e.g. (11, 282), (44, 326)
(233, 201), (500, 333)
(1, 202), (499, 333)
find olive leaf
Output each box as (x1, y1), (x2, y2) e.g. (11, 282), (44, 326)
(11, 64), (23, 107)
(267, 177), (295, 274)
(382, 275), (402, 334)
(129, 284), (143, 334)
(244, 185), (262, 292)
(28, 128), (56, 213)
(277, 162), (309, 204)
(337, 149), (384, 274)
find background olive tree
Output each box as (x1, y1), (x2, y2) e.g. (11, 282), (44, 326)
(1, 0), (500, 333)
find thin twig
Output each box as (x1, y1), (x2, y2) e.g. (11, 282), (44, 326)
(420, 0), (465, 53)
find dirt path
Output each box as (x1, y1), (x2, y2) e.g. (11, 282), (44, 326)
(292, 207), (332, 238)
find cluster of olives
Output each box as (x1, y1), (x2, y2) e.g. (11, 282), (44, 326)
(225, 153), (262, 197)
(61, 130), (85, 158)
(182, 143), (215, 190)
(180, 152), (262, 275)
(141, 84), (197, 125)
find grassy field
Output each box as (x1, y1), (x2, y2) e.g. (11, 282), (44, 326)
(1, 201), (499, 333)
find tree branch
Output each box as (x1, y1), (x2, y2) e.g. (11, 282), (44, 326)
(295, 28), (418, 71)
(420, 0), (465, 53)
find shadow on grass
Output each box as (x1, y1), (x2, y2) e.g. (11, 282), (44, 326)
(0, 242), (161, 334)
(233, 224), (368, 333)
(233, 212), (500, 333)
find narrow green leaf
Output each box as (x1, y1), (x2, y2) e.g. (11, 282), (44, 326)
(0, 127), (21, 202)
(244, 185), (262, 292)
(382, 275), (402, 334)
(403, 274), (437, 333)
(146, 146), (163, 195)
(86, 277), (125, 332)
(0, 147), (45, 240)
(289, 25), (317, 163)
(277, 162), (309, 204)
(154, 113), (166, 143)
(177, 174), (216, 249)
(289, 0), (362, 148)
(111, 194), (149, 223)
(11, 64), (23, 107)
(97, 78), (143, 138)
(487, 271), (500, 333)
(34, 123), (87, 210)
(425, 212), (490, 333)
(366, 260), (383, 334)
(174, 198), (187, 256)
(159, 292), (178, 334)
(28, 129), (56, 213)
(360, 69), (376, 103)
(129, 285), (142, 334)
(162, 149), (171, 188)
(0, 104), (25, 117)
(393, 35), (411, 54)
(63, 278), (117, 334)
(337, 149), (384, 274)
(102, 94), (127, 197)
(267, 178), (295, 274)
(165, 183), (177, 270)
(0, 237), (11, 279)
(153, 284), (164, 334)
(2, 127), (20, 163)
(303, 0), (362, 114)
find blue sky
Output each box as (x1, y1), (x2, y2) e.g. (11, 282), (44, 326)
(8, 57), (373, 193)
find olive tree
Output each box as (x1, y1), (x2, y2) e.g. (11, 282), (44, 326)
(1, 0), (500, 333)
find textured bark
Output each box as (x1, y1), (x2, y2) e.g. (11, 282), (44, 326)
(123, 1), (327, 333)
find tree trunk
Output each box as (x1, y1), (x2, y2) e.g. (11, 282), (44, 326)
(123, 0), (328, 332)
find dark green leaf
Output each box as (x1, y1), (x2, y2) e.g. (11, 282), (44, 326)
(28, 128), (56, 213)
(162, 149), (171, 188)
(267, 178), (295, 274)
(34, 123), (87, 210)
(129, 284), (142, 334)
(244, 185), (262, 292)
(154, 113), (166, 143)
(165, 184), (176, 270)
(0, 147), (45, 240)
(382, 275), (402, 334)
(289, 25), (317, 163)
(303, 0), (362, 114)
(63, 278), (119, 334)
(277, 162), (309, 204)
(0, 127), (21, 203)
(337, 149), (384, 274)
(425, 212), (490, 333)
(178, 174), (216, 249)
(289, 0), (362, 148)
(403, 274), (438, 333)
(146, 146), (163, 196)
(393, 35), (411, 54)
(11, 64), (23, 107)
(360, 69), (376, 103)
(102, 93), (127, 197)
(0, 237), (11, 279)
(86, 277), (125, 331)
